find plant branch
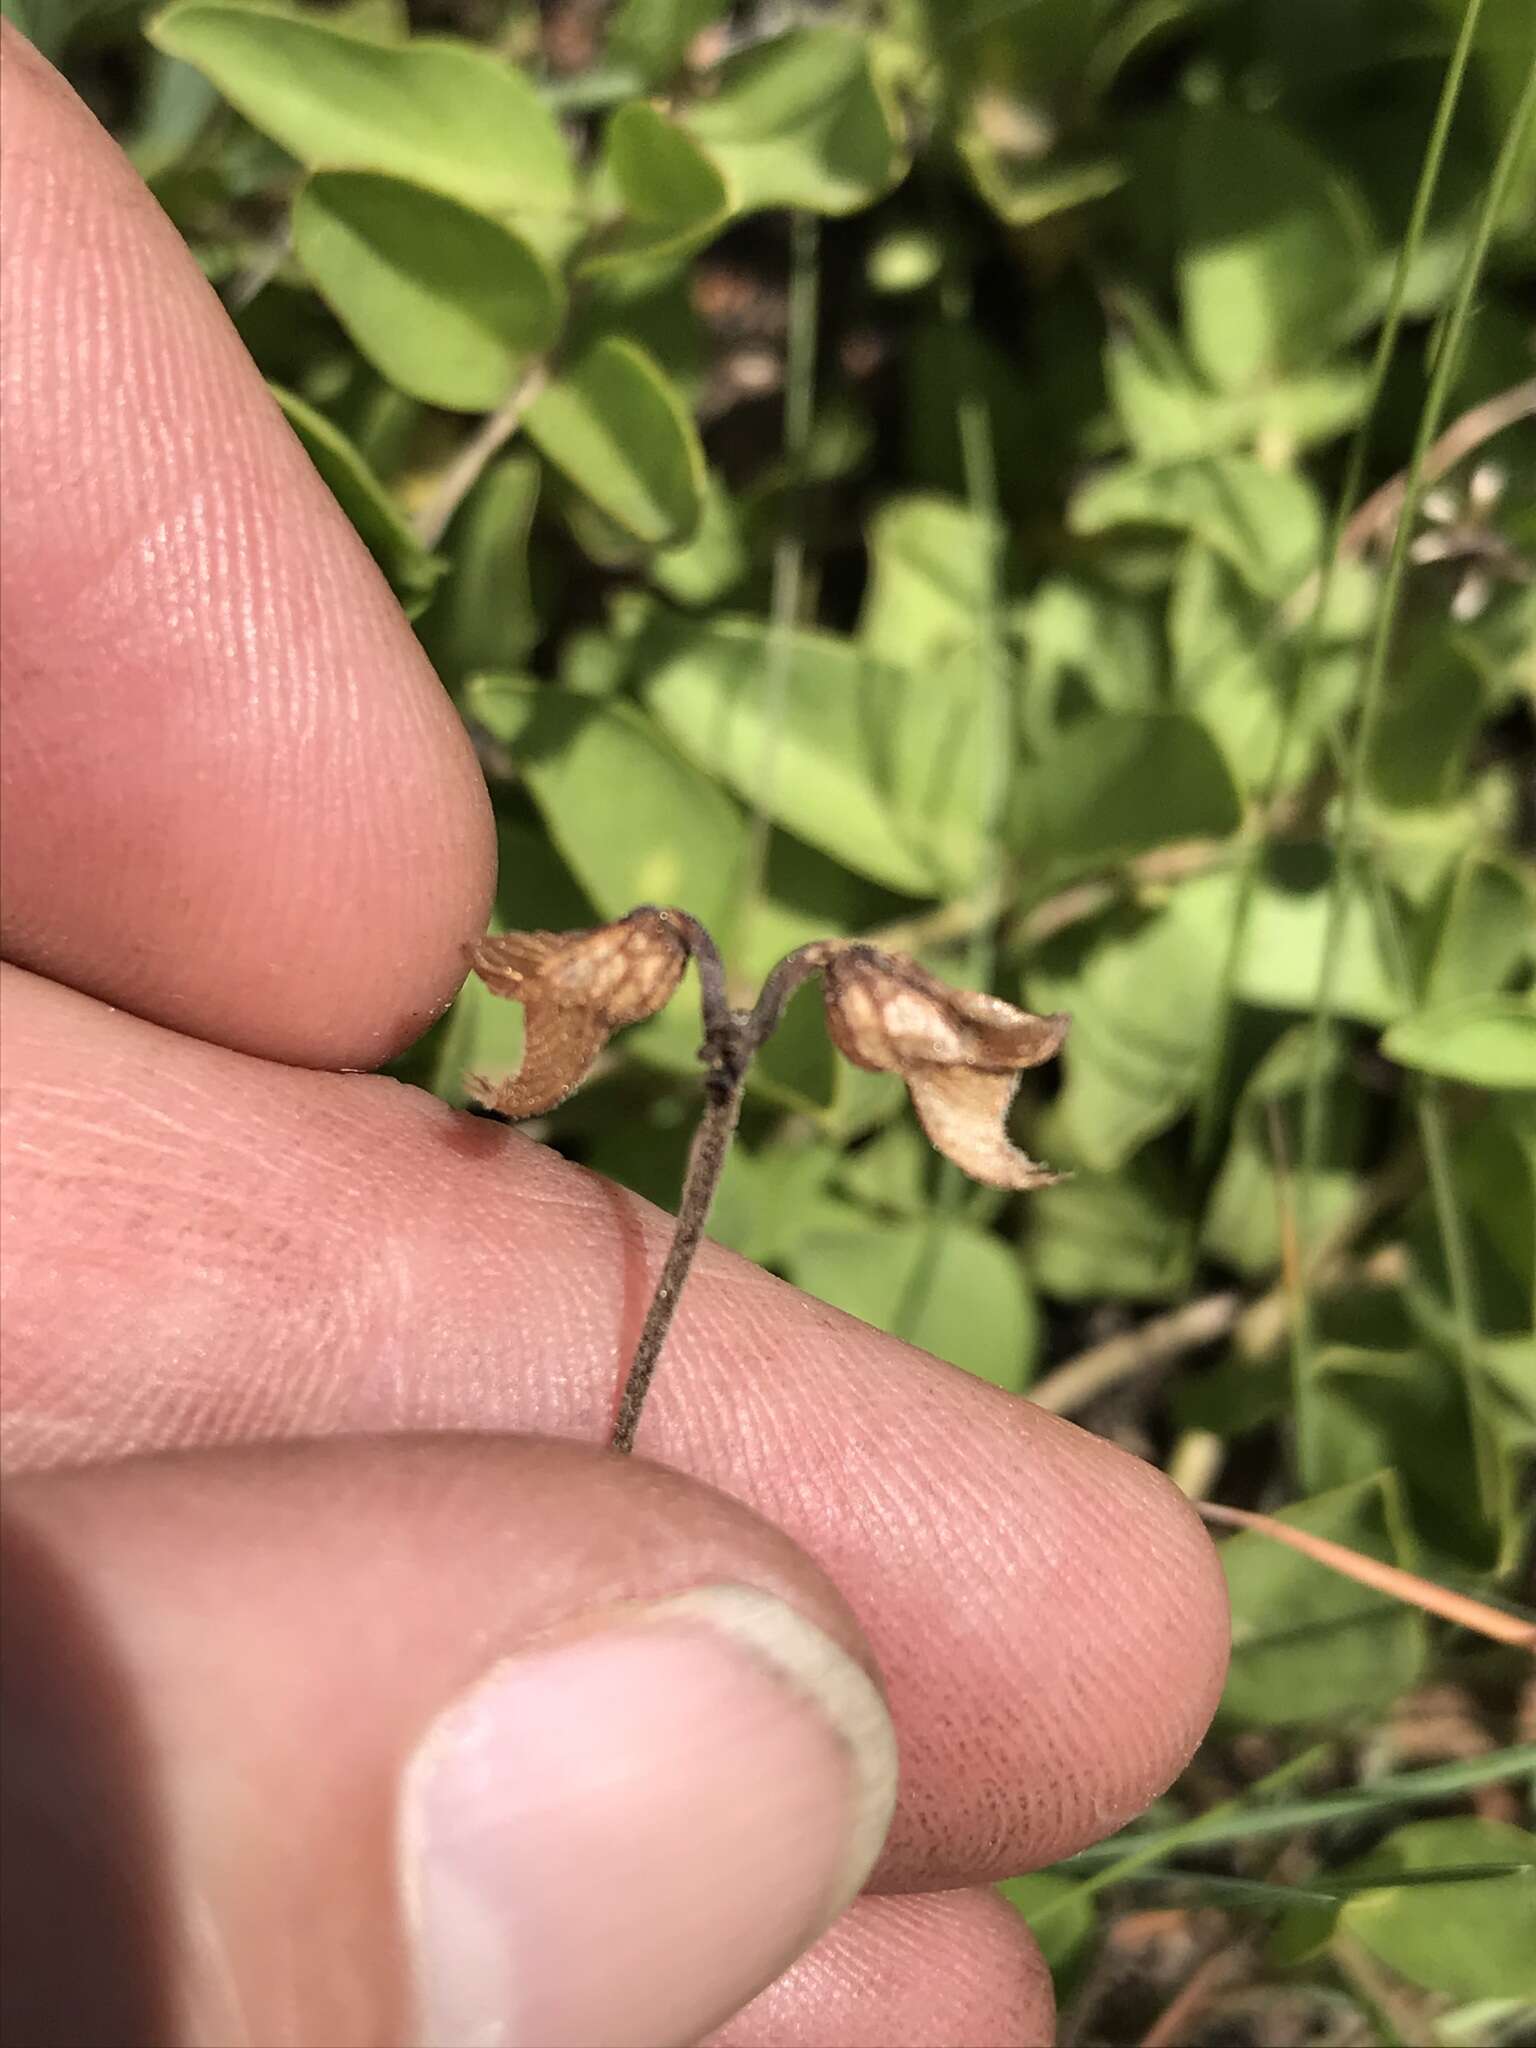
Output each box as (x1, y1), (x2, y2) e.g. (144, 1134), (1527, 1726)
(1294, 28), (1530, 1486)
(1029, 1293), (1243, 1415)
(1338, 376), (1536, 561)
(610, 1058), (749, 1453)
(1196, 1501), (1536, 1650)
(1191, 0), (1489, 1204)
(412, 364), (549, 551)
(610, 931), (838, 1452)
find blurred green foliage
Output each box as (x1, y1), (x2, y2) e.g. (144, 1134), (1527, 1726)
(24, 0), (1535, 2022)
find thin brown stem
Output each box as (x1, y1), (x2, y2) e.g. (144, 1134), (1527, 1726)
(610, 932), (839, 1451)
(610, 1062), (750, 1452)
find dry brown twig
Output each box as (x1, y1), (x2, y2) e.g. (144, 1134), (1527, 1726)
(1197, 1501), (1536, 1651)
(468, 907), (1069, 1449)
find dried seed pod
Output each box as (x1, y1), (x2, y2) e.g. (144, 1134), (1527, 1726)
(467, 907), (690, 1118)
(821, 945), (1069, 1189)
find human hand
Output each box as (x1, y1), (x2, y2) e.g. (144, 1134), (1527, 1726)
(0, 29), (1229, 2046)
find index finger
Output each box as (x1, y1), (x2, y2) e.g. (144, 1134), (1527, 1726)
(0, 27), (495, 1068)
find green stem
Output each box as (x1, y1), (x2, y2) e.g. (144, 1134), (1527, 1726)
(1191, 0), (1489, 1189)
(732, 211), (820, 971)
(1294, 13), (1531, 1487)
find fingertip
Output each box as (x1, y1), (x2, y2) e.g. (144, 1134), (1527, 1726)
(0, 32), (496, 1066)
(708, 1889), (1055, 2048)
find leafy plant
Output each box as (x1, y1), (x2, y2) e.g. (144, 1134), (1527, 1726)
(40, 0), (1536, 2028)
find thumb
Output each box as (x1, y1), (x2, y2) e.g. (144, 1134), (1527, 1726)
(1, 1435), (897, 2048)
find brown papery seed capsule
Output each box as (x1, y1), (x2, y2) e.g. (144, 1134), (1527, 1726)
(468, 908), (690, 1118)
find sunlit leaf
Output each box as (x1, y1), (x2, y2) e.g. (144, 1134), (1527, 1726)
(526, 338), (705, 546)
(293, 172), (563, 410)
(1384, 997), (1536, 1091)
(683, 26), (906, 214)
(789, 1206), (1041, 1389)
(151, 5), (576, 215)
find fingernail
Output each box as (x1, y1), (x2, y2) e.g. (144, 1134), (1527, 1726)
(401, 1585), (898, 2048)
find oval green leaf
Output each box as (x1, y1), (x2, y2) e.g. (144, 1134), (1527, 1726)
(150, 4), (575, 215)
(465, 676), (746, 930)
(683, 26), (905, 215)
(1383, 997), (1536, 1091)
(525, 338), (704, 546)
(788, 1208), (1040, 1390)
(1178, 108), (1375, 392)
(640, 615), (947, 894)
(293, 173), (561, 411)
(583, 102), (732, 272)
(1337, 1818), (1536, 2000)
(1012, 711), (1242, 870)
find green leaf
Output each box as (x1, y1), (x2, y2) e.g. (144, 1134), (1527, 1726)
(150, 5), (576, 216)
(1029, 876), (1237, 1171)
(1177, 107), (1375, 391)
(997, 1872), (1097, 1975)
(1012, 712), (1242, 873)
(1169, 543), (1369, 791)
(270, 384), (445, 615)
(2, 0), (137, 59)
(292, 172), (562, 411)
(1234, 846), (1405, 1027)
(1026, 1158), (1192, 1301)
(417, 454), (543, 685)
(1013, 577), (1163, 746)
(640, 615), (947, 894)
(788, 1208), (1040, 1390)
(860, 494), (1005, 668)
(1106, 297), (1370, 462)
(1384, 997), (1536, 1090)
(465, 675), (746, 931)
(584, 103), (731, 272)
(836, 1118), (935, 1218)
(649, 471), (747, 607)
(709, 1136), (840, 1265)
(1310, 1344), (1494, 1567)
(866, 227), (943, 295)
(1367, 630), (1489, 809)
(1336, 1819), (1536, 1999)
(1072, 454), (1323, 598)
(1420, 855), (1536, 1009)
(1220, 1473), (1427, 1726)
(1202, 1025), (1363, 1278)
(526, 338), (705, 547)
(683, 26), (905, 215)
(422, 967), (525, 1104)
(1406, 1106), (1536, 1340)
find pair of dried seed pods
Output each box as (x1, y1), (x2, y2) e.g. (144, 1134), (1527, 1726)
(467, 908), (1069, 1450)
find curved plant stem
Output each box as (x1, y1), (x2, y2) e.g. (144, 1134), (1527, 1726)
(610, 929), (834, 1451)
(609, 1060), (748, 1453)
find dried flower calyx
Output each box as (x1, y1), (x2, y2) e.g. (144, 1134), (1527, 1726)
(467, 908), (689, 1118)
(820, 946), (1069, 1190)
(469, 911), (1067, 1189)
